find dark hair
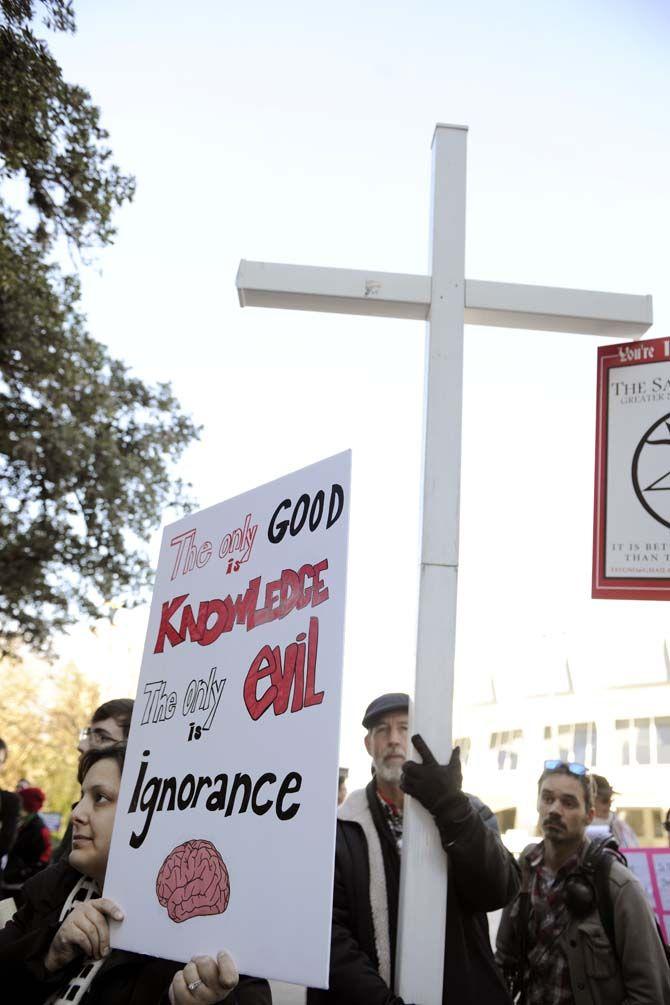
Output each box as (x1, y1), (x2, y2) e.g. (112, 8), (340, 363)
(78, 742), (126, 784)
(537, 762), (596, 812)
(0, 738), (7, 754)
(92, 699), (134, 738)
(591, 773), (614, 803)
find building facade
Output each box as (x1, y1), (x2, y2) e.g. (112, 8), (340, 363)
(455, 662), (670, 851)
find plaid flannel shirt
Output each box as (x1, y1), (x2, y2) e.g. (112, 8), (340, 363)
(522, 842), (584, 1005)
(376, 789), (403, 853)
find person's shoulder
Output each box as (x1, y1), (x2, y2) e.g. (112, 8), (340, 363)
(337, 787), (372, 826)
(0, 789), (20, 812)
(607, 853), (647, 893)
(22, 857), (80, 904)
(336, 788), (375, 857)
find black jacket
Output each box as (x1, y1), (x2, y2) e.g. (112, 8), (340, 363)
(0, 789), (19, 859)
(51, 817), (73, 865)
(4, 812), (51, 885)
(0, 859), (271, 1004)
(307, 781), (518, 1005)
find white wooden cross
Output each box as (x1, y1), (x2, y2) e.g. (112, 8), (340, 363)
(235, 123), (652, 1003)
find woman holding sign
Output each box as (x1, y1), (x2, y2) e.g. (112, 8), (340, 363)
(0, 744), (271, 1004)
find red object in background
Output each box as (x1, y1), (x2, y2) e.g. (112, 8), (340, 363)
(18, 787), (45, 813)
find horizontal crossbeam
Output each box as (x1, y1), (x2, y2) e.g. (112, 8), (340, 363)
(236, 260), (653, 337)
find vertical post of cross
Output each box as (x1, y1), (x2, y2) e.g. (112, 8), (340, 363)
(396, 123), (468, 1002)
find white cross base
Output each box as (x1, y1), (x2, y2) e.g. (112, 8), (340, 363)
(236, 123), (652, 1004)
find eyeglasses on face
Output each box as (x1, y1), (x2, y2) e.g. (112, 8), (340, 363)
(544, 759), (588, 777)
(79, 727), (116, 747)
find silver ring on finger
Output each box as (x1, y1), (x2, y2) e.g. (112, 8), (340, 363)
(187, 979), (204, 992)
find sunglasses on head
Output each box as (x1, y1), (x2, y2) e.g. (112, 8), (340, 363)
(544, 759), (588, 777)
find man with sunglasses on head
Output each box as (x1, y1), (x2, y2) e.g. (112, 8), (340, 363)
(496, 759), (670, 1004)
(52, 699), (134, 865)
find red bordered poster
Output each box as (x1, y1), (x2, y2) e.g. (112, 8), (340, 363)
(593, 336), (670, 599)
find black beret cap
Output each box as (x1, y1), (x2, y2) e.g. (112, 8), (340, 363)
(362, 692), (409, 729)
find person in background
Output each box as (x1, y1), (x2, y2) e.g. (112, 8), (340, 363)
(308, 692), (517, 1005)
(0, 743), (270, 1003)
(591, 773), (639, 847)
(0, 740), (20, 881)
(337, 768), (348, 806)
(496, 760), (670, 1004)
(52, 698), (134, 865)
(3, 787), (52, 899)
(663, 808), (670, 848)
(77, 698), (134, 756)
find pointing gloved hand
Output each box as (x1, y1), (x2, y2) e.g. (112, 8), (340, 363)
(400, 734), (462, 814)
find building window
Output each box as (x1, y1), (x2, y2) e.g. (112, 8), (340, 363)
(490, 729), (523, 770)
(619, 807), (645, 837)
(496, 807), (517, 832)
(616, 719), (630, 766)
(619, 807), (666, 845)
(616, 718), (670, 766)
(653, 808), (665, 839)
(545, 722), (597, 767)
(635, 719), (651, 765)
(557, 724), (572, 762)
(657, 717), (670, 764)
(454, 736), (471, 765)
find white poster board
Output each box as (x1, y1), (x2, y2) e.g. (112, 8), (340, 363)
(105, 451), (351, 987)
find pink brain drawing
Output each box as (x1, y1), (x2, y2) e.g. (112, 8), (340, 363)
(156, 839), (230, 923)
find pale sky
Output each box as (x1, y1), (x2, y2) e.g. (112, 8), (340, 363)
(43, 0), (670, 789)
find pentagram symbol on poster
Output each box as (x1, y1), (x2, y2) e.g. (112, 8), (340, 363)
(633, 414), (670, 529)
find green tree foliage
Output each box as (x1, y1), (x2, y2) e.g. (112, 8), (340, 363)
(0, 1), (199, 659)
(0, 657), (101, 825)
(0, 0), (134, 249)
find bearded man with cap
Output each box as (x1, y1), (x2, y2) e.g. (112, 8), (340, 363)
(306, 692), (518, 1005)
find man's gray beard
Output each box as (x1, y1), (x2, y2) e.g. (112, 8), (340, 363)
(374, 758), (403, 785)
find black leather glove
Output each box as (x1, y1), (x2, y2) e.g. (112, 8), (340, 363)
(400, 734), (462, 814)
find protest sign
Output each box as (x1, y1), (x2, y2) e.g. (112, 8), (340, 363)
(593, 336), (670, 599)
(622, 847), (670, 941)
(105, 451), (351, 986)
